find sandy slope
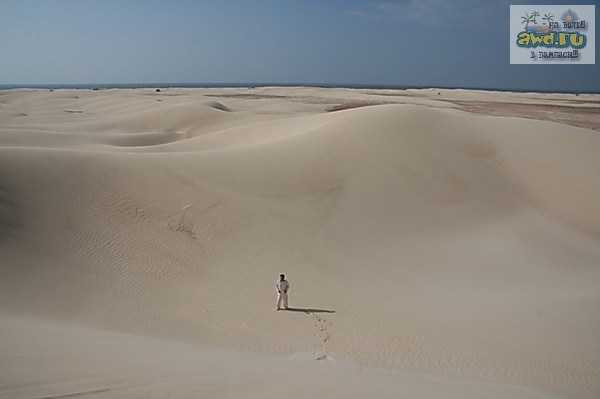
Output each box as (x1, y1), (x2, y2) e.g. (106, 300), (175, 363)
(1, 87), (599, 398)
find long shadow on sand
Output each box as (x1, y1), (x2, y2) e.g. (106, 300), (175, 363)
(286, 308), (335, 314)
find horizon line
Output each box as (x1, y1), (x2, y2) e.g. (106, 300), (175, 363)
(0, 82), (597, 95)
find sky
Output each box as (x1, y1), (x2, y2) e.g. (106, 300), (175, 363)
(0, 0), (598, 92)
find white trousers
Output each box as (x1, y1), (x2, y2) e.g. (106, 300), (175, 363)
(277, 292), (288, 309)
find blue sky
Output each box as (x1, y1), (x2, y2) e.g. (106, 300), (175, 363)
(0, 0), (598, 92)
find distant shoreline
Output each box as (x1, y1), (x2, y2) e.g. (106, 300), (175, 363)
(0, 82), (597, 95)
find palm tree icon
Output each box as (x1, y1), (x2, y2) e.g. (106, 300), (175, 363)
(542, 13), (554, 25)
(521, 13), (534, 32)
(531, 11), (540, 24)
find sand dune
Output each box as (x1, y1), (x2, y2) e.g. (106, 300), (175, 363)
(1, 87), (599, 398)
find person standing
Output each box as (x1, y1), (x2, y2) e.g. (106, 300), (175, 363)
(275, 274), (289, 310)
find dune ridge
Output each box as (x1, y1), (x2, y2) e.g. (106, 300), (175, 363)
(1, 87), (599, 399)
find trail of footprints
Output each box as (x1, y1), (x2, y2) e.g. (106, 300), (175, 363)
(304, 311), (334, 361)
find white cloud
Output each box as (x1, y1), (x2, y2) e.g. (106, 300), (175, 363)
(351, 0), (507, 25)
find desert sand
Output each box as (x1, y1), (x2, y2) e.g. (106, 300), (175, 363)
(1, 86), (599, 399)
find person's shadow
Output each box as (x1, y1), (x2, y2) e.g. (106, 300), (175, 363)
(286, 308), (335, 314)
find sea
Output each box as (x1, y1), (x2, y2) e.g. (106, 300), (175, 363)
(0, 82), (596, 95)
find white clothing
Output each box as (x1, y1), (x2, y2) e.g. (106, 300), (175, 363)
(275, 280), (289, 293)
(277, 292), (289, 310)
(275, 279), (289, 309)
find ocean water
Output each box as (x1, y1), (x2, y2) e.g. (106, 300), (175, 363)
(0, 82), (596, 94)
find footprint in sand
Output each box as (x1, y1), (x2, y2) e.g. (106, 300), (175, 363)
(303, 311), (333, 360)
